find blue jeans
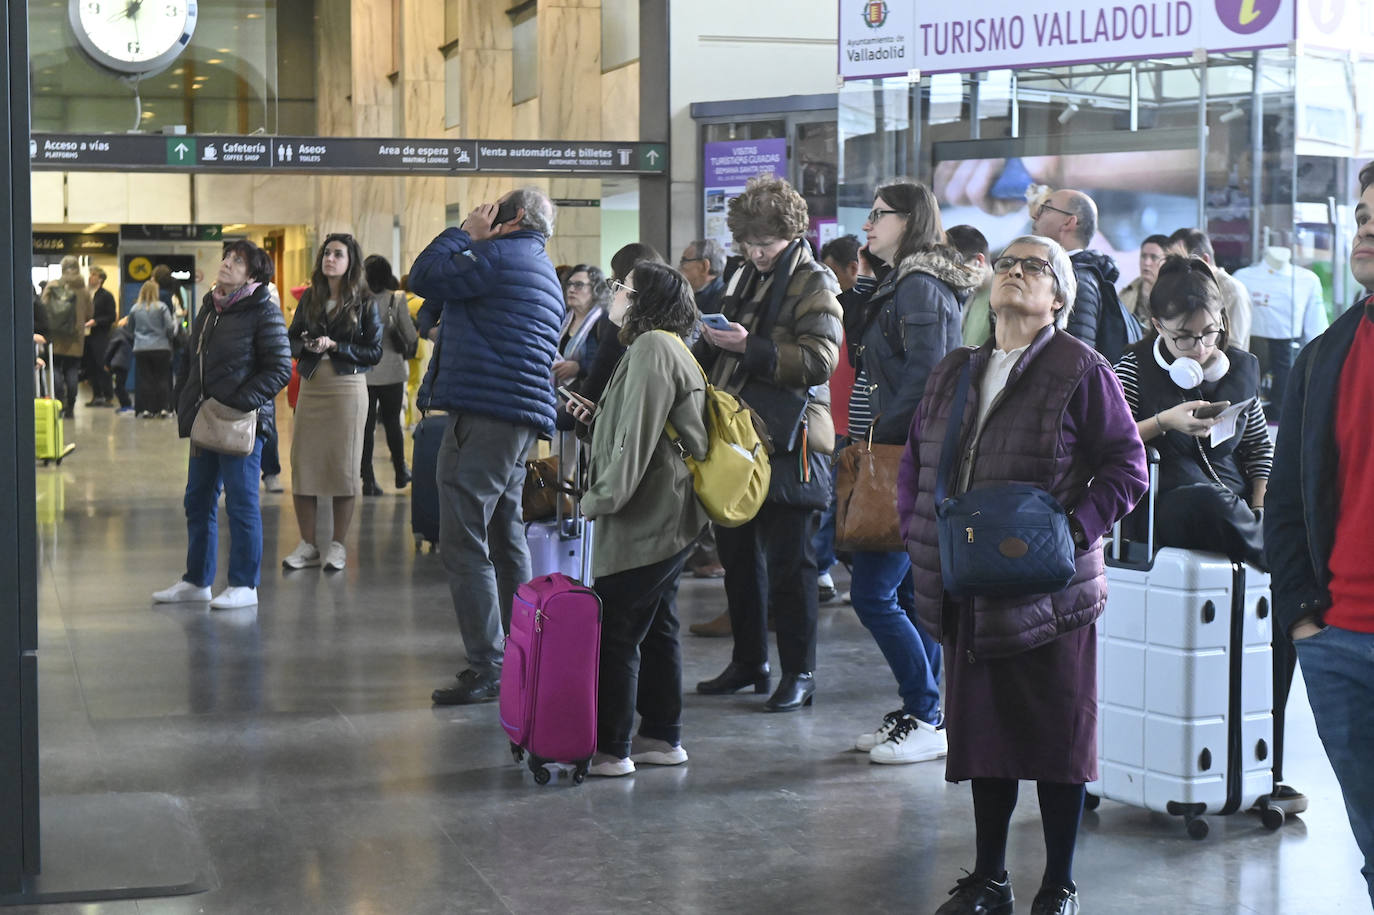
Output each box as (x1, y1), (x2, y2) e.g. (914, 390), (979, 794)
(849, 550), (942, 723)
(184, 440), (265, 589)
(1295, 625), (1374, 905)
(812, 437), (848, 575)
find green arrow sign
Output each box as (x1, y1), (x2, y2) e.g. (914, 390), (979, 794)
(638, 144), (666, 172)
(165, 138), (196, 166)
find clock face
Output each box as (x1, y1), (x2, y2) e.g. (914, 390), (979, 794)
(68, 0), (198, 77)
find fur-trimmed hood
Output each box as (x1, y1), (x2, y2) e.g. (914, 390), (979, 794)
(886, 246), (982, 297)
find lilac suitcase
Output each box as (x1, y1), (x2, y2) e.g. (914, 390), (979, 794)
(524, 432), (586, 577)
(500, 521), (599, 784)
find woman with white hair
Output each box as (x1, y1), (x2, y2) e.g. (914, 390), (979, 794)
(898, 234), (1148, 915)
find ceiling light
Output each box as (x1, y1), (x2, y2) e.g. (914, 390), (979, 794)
(83, 223), (108, 233)
(207, 58), (222, 64)
(1057, 102), (1080, 125)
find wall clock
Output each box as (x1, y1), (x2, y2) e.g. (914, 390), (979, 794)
(68, 0), (198, 79)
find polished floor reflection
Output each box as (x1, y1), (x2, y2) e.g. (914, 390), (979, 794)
(14, 403), (1370, 913)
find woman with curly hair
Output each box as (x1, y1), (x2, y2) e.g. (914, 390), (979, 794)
(691, 175), (844, 712)
(283, 233), (383, 572)
(563, 262), (711, 776)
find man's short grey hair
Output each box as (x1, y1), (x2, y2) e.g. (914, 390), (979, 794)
(689, 239), (725, 276)
(1001, 234), (1077, 329)
(1065, 192), (1097, 247)
(508, 186), (556, 237)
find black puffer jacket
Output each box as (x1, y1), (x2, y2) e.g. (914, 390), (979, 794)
(176, 284), (292, 440)
(288, 290), (384, 379)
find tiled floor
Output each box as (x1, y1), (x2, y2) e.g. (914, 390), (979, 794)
(11, 402), (1370, 913)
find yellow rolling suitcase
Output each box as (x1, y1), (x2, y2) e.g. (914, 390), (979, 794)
(35, 344), (74, 465)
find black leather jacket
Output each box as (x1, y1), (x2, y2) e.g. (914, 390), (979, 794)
(288, 290), (384, 379)
(175, 284), (292, 439)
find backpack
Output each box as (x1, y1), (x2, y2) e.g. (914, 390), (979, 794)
(656, 331), (770, 528)
(1094, 277), (1143, 365)
(44, 286), (79, 340)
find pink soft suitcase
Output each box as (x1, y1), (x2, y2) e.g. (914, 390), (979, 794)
(500, 520), (600, 784)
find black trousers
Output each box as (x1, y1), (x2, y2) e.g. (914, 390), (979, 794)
(260, 411), (281, 477)
(1254, 336), (1298, 420)
(595, 544), (693, 759)
(1156, 482), (1265, 571)
(715, 502), (820, 673)
(52, 355), (81, 415)
(134, 351), (172, 414)
(111, 368), (131, 408)
(83, 330), (112, 400)
(362, 382), (406, 481)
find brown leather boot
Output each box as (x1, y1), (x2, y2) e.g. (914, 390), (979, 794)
(688, 611), (732, 638)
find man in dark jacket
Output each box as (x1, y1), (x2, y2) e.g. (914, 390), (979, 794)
(1031, 188), (1137, 363)
(679, 238), (726, 313)
(410, 187), (564, 706)
(1266, 161), (1374, 907)
(84, 266), (117, 405)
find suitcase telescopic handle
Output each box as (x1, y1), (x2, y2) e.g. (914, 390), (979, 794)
(1110, 446), (1161, 563)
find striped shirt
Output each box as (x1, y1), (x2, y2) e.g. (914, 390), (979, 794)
(846, 275), (881, 441)
(1113, 350), (1272, 481)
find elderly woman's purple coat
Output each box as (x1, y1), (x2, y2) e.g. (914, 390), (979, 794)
(897, 327), (1147, 782)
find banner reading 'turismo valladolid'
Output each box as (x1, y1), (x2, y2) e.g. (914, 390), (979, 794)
(838, 1), (1297, 80)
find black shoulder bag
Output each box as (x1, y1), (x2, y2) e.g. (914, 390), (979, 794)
(934, 359), (1076, 598)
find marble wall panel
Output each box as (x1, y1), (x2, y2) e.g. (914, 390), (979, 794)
(352, 176), (399, 260)
(537, 6), (601, 140)
(402, 0), (446, 82)
(315, 0), (352, 136)
(31, 172), (66, 224)
(600, 63), (639, 141)
(547, 235), (599, 267)
(403, 80), (445, 138)
(351, 0), (394, 113)
(546, 0), (600, 6)
(252, 175), (318, 226)
(462, 48), (514, 137)
(401, 176), (446, 268)
(512, 98), (541, 140)
(316, 176), (355, 238)
(460, 0), (514, 51)
(549, 178), (601, 237)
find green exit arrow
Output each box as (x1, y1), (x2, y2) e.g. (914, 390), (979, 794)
(637, 144), (666, 172)
(166, 138), (197, 166)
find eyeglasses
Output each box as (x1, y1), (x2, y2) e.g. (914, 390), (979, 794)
(1034, 202), (1075, 221)
(610, 279), (636, 298)
(992, 255), (1056, 278)
(679, 256), (706, 267)
(866, 208), (908, 224)
(1160, 326), (1223, 351)
(565, 281), (591, 291)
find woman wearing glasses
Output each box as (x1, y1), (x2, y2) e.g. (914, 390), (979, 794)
(282, 234), (383, 572)
(843, 180), (979, 764)
(552, 264), (608, 388)
(898, 235), (1146, 915)
(1112, 255), (1270, 570)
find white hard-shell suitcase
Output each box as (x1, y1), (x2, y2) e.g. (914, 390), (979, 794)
(525, 431), (590, 581)
(1086, 449), (1283, 839)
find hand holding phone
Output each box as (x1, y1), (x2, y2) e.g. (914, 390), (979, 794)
(556, 384), (575, 401)
(1192, 400), (1231, 420)
(700, 313), (732, 331)
(491, 198), (520, 229)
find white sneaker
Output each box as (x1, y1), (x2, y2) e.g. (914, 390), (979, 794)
(869, 714), (947, 765)
(322, 541), (347, 571)
(262, 474), (283, 493)
(282, 540), (321, 569)
(210, 586), (258, 610)
(588, 754), (635, 777)
(152, 580), (212, 603)
(855, 709), (904, 752)
(630, 736), (688, 766)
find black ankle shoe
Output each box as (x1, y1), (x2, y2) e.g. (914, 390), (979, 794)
(362, 479), (383, 496)
(696, 662), (770, 695)
(934, 872), (1014, 915)
(1030, 883), (1078, 915)
(395, 465), (411, 489)
(763, 672), (815, 712)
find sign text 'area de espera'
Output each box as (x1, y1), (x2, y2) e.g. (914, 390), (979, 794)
(29, 135), (669, 176)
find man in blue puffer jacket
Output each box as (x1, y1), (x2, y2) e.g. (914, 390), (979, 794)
(409, 186), (564, 705)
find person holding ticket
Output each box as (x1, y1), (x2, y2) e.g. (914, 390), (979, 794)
(1111, 255), (1271, 571)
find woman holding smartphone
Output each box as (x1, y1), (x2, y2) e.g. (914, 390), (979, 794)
(1111, 255), (1270, 570)
(283, 233), (383, 572)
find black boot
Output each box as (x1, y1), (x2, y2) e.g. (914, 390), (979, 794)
(935, 872), (1014, 915)
(362, 477), (383, 496)
(395, 464), (411, 489)
(763, 672), (815, 712)
(696, 661), (770, 695)
(1029, 883), (1078, 915)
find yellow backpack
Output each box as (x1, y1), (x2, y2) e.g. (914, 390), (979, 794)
(657, 332), (771, 528)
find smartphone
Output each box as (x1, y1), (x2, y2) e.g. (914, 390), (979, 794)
(556, 384), (575, 402)
(1192, 400), (1231, 419)
(700, 313), (732, 331)
(491, 198), (520, 229)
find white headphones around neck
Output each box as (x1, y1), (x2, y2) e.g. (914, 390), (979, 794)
(1153, 334), (1229, 389)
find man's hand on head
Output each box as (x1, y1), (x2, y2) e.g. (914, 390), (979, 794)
(461, 203), (500, 241)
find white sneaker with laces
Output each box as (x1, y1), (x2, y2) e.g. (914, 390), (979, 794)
(282, 540), (321, 569)
(630, 736), (688, 766)
(323, 541), (347, 571)
(262, 474), (283, 493)
(210, 586), (258, 610)
(588, 754), (635, 777)
(152, 580), (212, 603)
(855, 709), (905, 752)
(869, 714), (947, 765)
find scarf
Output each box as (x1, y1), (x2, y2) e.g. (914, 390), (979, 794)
(211, 281), (260, 313)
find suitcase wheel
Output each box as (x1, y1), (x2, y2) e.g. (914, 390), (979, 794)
(526, 753), (552, 785)
(1084, 793), (1101, 811)
(1185, 816), (1209, 840)
(533, 766), (551, 786)
(1260, 805), (1285, 830)
(510, 742), (525, 763)
(572, 763), (588, 786)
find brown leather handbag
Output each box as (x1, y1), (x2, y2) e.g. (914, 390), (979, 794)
(834, 425), (905, 553)
(521, 455), (574, 522)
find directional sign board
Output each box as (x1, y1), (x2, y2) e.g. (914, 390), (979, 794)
(30, 134), (668, 176)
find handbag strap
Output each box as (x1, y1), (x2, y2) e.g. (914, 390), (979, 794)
(934, 359), (975, 505)
(654, 330), (706, 458)
(196, 310), (218, 405)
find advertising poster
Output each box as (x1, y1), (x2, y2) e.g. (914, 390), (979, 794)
(702, 138), (788, 251)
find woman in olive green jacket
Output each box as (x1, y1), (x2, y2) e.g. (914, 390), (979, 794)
(565, 261), (710, 777)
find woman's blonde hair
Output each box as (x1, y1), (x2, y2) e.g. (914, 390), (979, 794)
(136, 279), (162, 308)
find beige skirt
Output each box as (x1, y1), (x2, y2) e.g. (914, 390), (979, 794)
(290, 369), (367, 497)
